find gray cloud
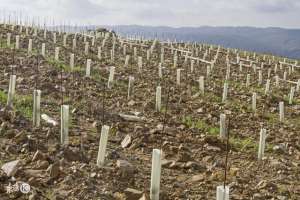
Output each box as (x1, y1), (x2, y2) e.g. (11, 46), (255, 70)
(252, 0), (300, 13)
(0, 0), (300, 28)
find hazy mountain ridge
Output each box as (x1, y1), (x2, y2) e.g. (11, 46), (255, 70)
(102, 25), (300, 59)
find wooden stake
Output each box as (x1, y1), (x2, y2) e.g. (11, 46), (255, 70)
(72, 37), (76, 50)
(60, 105), (69, 145)
(124, 55), (130, 67)
(206, 65), (211, 77)
(246, 74), (250, 87)
(275, 75), (279, 87)
(28, 39), (32, 54)
(6, 33), (11, 47)
(173, 55), (177, 68)
(84, 42), (89, 55)
(147, 49), (150, 61)
(127, 76), (134, 100)
(138, 56), (142, 72)
(70, 53), (74, 71)
(55, 47), (60, 61)
(43, 29), (47, 39)
(217, 118), (230, 200)
(258, 128), (266, 160)
(283, 71), (287, 81)
(156, 86), (162, 112)
(158, 63), (162, 79)
(219, 114), (226, 139)
(190, 60), (194, 73)
(63, 34), (67, 47)
(279, 101), (284, 122)
(150, 149), (162, 200)
(97, 46), (102, 60)
(199, 76), (204, 94)
(15, 35), (19, 49)
(41, 43), (46, 57)
(107, 66), (115, 89)
(296, 79), (300, 92)
(86, 59), (91, 77)
(33, 90), (41, 127)
(133, 47), (137, 59)
(176, 69), (182, 86)
(53, 32), (56, 43)
(264, 79), (270, 95)
(7, 75), (16, 107)
(222, 81), (228, 103)
(97, 125), (110, 166)
(258, 70), (262, 85)
(252, 92), (257, 113)
(289, 87), (295, 105)
(217, 186), (229, 200)
(160, 48), (164, 64)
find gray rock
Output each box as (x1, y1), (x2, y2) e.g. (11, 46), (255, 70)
(188, 174), (204, 183)
(1, 160), (21, 177)
(121, 134), (132, 148)
(47, 162), (60, 179)
(116, 160), (136, 177)
(124, 188), (143, 200)
(32, 150), (45, 162)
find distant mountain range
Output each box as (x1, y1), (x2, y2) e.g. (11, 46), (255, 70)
(100, 25), (300, 59)
(53, 25), (300, 59)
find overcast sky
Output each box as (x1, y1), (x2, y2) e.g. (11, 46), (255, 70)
(1, 0), (300, 28)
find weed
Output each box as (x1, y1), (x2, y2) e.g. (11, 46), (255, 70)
(47, 57), (83, 73)
(182, 115), (219, 136)
(0, 90), (33, 119)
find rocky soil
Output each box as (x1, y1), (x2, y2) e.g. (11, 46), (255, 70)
(0, 24), (300, 200)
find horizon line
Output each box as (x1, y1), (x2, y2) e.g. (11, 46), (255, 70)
(48, 24), (300, 30)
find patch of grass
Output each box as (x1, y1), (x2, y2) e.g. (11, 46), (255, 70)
(206, 93), (222, 102)
(266, 143), (274, 152)
(294, 98), (300, 104)
(229, 135), (274, 153)
(182, 115), (219, 136)
(229, 80), (244, 91)
(160, 106), (167, 114)
(16, 95), (33, 119)
(208, 127), (219, 136)
(182, 115), (274, 153)
(45, 189), (56, 200)
(283, 95), (290, 103)
(191, 86), (198, 94)
(110, 126), (118, 136)
(0, 89), (7, 103)
(0, 40), (11, 49)
(289, 116), (300, 128)
(230, 137), (257, 152)
(92, 71), (104, 81)
(182, 115), (194, 128)
(229, 98), (247, 112)
(194, 119), (207, 130)
(0, 90), (33, 119)
(47, 57), (83, 73)
(253, 85), (265, 95)
(265, 112), (278, 124)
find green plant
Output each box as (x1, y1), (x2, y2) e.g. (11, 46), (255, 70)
(208, 127), (219, 136)
(16, 95), (33, 119)
(46, 58), (83, 73)
(0, 90), (33, 119)
(182, 115), (219, 136)
(182, 116), (194, 128)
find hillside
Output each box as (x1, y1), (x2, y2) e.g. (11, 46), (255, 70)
(103, 25), (300, 59)
(0, 23), (300, 199)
